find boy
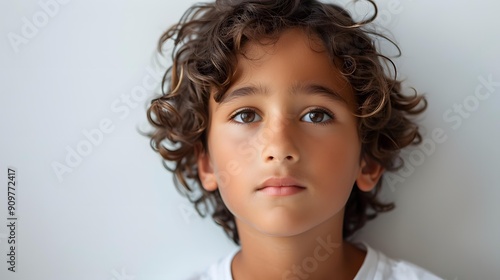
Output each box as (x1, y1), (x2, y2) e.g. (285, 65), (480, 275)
(147, 0), (442, 279)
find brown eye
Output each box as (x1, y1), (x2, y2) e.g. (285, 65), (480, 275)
(231, 109), (262, 124)
(309, 112), (324, 123)
(240, 112), (255, 122)
(301, 109), (333, 124)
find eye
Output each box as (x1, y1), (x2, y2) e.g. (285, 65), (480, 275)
(230, 108), (262, 124)
(301, 108), (334, 124)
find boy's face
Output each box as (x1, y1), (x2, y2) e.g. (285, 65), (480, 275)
(198, 28), (382, 237)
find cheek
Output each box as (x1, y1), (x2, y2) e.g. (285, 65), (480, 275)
(207, 126), (256, 217)
(304, 128), (361, 184)
(320, 138), (359, 168)
(208, 125), (258, 188)
(309, 136), (360, 215)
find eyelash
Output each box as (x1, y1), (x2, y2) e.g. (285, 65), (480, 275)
(227, 108), (257, 126)
(305, 107), (335, 126)
(229, 107), (335, 125)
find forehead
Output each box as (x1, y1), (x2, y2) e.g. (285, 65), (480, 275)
(213, 28), (356, 110)
(240, 28), (327, 59)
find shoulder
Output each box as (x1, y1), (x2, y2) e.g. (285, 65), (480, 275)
(354, 243), (443, 280)
(185, 248), (239, 280)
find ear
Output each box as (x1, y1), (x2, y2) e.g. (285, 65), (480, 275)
(196, 143), (218, 192)
(355, 156), (385, 192)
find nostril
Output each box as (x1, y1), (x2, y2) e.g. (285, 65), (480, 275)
(265, 152), (298, 163)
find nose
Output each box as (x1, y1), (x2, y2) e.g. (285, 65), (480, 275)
(260, 114), (300, 164)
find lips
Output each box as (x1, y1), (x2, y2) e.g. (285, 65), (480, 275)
(257, 177), (306, 196)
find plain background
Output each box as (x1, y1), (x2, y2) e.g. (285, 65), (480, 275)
(1, 0), (499, 279)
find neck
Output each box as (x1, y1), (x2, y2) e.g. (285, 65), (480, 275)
(231, 214), (365, 280)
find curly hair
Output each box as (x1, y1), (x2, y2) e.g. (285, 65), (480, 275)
(147, 0), (427, 245)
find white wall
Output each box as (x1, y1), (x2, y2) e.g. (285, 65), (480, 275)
(0, 0), (498, 279)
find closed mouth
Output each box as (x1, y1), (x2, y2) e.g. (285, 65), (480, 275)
(256, 176), (306, 194)
(257, 185), (306, 196)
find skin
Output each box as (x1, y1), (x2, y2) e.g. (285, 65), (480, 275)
(197, 28), (384, 280)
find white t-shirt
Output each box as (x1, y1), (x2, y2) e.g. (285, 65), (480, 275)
(188, 243), (442, 280)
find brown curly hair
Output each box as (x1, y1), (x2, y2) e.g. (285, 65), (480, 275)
(147, 0), (427, 245)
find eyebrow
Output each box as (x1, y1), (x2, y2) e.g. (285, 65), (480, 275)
(218, 82), (349, 106)
(290, 83), (348, 105)
(219, 84), (268, 106)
